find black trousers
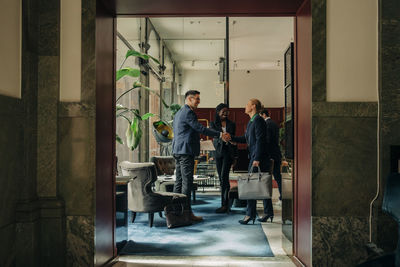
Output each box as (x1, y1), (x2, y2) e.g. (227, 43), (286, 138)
(173, 154), (195, 209)
(273, 157), (282, 200)
(216, 155), (233, 207)
(261, 158), (282, 216)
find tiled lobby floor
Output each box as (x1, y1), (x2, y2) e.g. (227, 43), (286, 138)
(114, 190), (295, 267)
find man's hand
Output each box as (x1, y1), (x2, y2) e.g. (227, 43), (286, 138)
(252, 160), (260, 167)
(221, 132), (231, 142)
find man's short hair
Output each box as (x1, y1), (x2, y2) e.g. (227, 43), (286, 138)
(185, 90), (200, 99)
(260, 109), (269, 117)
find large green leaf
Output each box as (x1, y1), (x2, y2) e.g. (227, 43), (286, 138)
(141, 113), (155, 121)
(116, 67), (140, 81)
(125, 49), (160, 65)
(125, 49), (149, 61)
(125, 123), (134, 149)
(126, 117), (142, 150)
(132, 118), (142, 150)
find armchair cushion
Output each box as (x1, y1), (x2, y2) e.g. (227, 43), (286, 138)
(150, 156), (175, 176)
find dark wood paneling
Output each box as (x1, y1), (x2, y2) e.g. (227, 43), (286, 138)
(294, 0), (312, 265)
(111, 0), (304, 16)
(95, 0), (116, 265)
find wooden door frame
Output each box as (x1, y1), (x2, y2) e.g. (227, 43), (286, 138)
(95, 1), (312, 266)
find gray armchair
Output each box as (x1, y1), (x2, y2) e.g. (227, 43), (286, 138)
(120, 161), (187, 227)
(150, 156), (199, 202)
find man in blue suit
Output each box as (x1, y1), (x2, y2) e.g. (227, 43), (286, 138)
(172, 90), (229, 221)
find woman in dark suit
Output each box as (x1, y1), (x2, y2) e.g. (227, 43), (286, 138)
(210, 103), (238, 213)
(231, 99), (271, 224)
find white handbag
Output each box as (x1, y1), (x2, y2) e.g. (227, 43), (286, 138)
(238, 167), (272, 200)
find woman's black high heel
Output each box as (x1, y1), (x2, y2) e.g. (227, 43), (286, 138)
(257, 215), (274, 223)
(239, 216), (255, 225)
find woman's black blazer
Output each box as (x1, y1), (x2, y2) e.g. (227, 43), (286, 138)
(210, 120), (238, 159)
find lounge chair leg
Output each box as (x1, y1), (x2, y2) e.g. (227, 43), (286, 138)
(131, 211), (136, 223)
(192, 190), (196, 203)
(149, 213), (154, 227)
(158, 211), (163, 218)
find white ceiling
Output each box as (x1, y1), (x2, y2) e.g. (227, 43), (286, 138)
(118, 17), (294, 71)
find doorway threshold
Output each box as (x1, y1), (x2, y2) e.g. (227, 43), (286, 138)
(115, 255), (294, 267)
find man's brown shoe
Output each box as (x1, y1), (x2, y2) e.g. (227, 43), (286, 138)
(190, 213), (203, 222)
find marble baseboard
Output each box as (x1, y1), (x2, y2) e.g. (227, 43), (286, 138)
(66, 216), (94, 267)
(312, 216), (369, 267)
(39, 198), (66, 266)
(16, 219), (40, 266)
(0, 223), (17, 267)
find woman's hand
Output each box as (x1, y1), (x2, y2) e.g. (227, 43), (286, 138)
(231, 158), (237, 169)
(252, 160), (259, 167)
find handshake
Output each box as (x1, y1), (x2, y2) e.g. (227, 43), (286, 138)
(221, 132), (231, 142)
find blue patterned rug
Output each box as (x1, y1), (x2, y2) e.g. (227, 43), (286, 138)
(118, 194), (274, 257)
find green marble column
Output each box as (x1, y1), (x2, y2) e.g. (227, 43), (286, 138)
(58, 0), (97, 265)
(374, 0), (400, 251)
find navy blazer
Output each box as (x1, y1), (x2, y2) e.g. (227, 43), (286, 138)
(172, 105), (220, 156)
(232, 114), (269, 162)
(265, 118), (282, 160)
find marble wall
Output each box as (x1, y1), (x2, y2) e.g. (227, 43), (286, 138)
(311, 0), (380, 265)
(0, 0), (97, 265)
(375, 0), (400, 251)
(0, 0), (40, 265)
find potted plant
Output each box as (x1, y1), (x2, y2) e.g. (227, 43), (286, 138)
(116, 49), (181, 150)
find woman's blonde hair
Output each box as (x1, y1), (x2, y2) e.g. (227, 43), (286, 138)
(249, 98), (263, 113)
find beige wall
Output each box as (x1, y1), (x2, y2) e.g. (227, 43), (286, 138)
(0, 0), (21, 98)
(181, 70), (224, 108)
(60, 0), (81, 101)
(326, 0), (378, 102)
(230, 70), (284, 108)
